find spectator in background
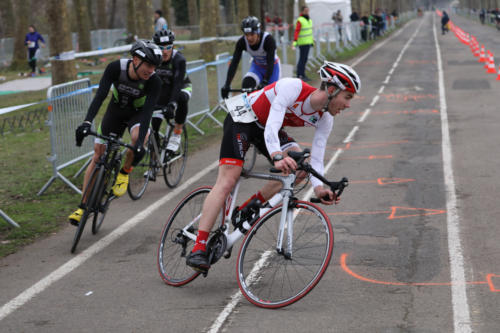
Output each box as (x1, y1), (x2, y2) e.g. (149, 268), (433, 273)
(154, 9), (168, 31)
(350, 10), (360, 22)
(441, 10), (450, 35)
(25, 25), (45, 77)
(479, 8), (486, 24)
(332, 10), (343, 39)
(293, 6), (314, 82)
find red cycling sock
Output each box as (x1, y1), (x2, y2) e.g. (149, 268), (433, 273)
(192, 230), (209, 252)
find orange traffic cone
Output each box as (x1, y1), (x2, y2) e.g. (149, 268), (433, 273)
(479, 45), (486, 62)
(484, 51), (491, 69)
(487, 52), (496, 74)
(473, 43), (480, 57)
(496, 65), (500, 80)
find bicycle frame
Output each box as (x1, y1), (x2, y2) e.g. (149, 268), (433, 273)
(149, 111), (184, 168)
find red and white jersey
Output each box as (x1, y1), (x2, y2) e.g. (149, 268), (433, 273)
(248, 77), (334, 188)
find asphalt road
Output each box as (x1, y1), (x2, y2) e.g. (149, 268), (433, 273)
(1, 11), (500, 333)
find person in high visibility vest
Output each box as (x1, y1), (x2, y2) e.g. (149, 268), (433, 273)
(292, 6), (314, 82)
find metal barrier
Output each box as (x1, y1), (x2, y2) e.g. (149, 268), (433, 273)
(1, 209), (20, 228)
(38, 78), (94, 195)
(185, 60), (210, 135)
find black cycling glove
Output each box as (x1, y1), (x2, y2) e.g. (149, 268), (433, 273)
(221, 85), (230, 99)
(131, 143), (146, 166)
(162, 101), (177, 119)
(75, 121), (91, 146)
(257, 79), (268, 90)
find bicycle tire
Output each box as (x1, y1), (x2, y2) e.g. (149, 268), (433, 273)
(71, 167), (100, 253)
(163, 125), (188, 188)
(236, 200), (333, 308)
(157, 186), (221, 286)
(127, 143), (152, 200)
(242, 144), (257, 173)
(92, 163), (118, 234)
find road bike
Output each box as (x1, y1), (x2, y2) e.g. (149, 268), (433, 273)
(157, 149), (348, 308)
(71, 131), (133, 253)
(127, 108), (188, 200)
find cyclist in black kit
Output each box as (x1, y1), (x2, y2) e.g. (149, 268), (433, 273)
(69, 40), (162, 225)
(151, 29), (192, 154)
(221, 16), (281, 99)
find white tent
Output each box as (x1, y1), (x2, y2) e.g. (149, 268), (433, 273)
(295, 0), (352, 29)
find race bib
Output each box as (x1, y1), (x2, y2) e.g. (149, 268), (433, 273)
(27, 41), (35, 48)
(224, 93), (257, 123)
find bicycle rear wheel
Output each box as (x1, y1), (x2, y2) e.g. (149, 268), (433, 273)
(237, 201), (333, 308)
(163, 125), (188, 188)
(71, 167), (100, 253)
(128, 144), (152, 200)
(92, 163), (118, 234)
(157, 186), (220, 286)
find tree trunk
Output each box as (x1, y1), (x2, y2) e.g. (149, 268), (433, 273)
(285, 0), (295, 43)
(161, 0), (172, 27)
(187, 0), (199, 25)
(0, 0), (16, 37)
(127, 0), (136, 36)
(249, 0), (260, 17)
(236, 0), (249, 23)
(108, 0), (117, 28)
(298, 0), (306, 10)
(87, 0), (96, 30)
(47, 0), (77, 85)
(74, 0), (92, 52)
(135, 0), (154, 39)
(10, 0), (30, 70)
(97, 0), (107, 29)
(199, 0), (217, 61)
(225, 0), (235, 24)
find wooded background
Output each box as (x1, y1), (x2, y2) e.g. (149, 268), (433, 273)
(2, 0), (485, 84)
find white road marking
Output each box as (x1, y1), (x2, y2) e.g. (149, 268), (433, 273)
(0, 160), (220, 322)
(343, 126), (359, 143)
(358, 108), (371, 123)
(369, 95), (380, 107)
(433, 14), (472, 333)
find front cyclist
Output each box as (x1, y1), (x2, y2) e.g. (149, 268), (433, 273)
(151, 29), (192, 155)
(69, 40), (162, 225)
(186, 61), (361, 271)
(220, 16), (281, 99)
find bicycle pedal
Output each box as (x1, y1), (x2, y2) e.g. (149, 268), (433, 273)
(223, 248), (232, 259)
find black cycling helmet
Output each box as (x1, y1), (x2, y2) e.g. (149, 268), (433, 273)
(153, 29), (175, 45)
(130, 39), (162, 66)
(241, 16), (261, 34)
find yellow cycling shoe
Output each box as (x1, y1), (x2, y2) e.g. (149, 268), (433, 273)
(69, 208), (84, 226)
(112, 172), (129, 197)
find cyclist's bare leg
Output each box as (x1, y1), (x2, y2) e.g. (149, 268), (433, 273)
(82, 143), (106, 202)
(198, 164), (242, 232)
(124, 126), (150, 169)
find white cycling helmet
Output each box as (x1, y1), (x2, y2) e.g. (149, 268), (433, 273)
(318, 61), (361, 93)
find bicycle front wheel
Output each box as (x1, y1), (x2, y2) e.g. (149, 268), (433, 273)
(128, 145), (152, 200)
(237, 201), (334, 308)
(92, 163), (118, 234)
(163, 126), (188, 188)
(157, 186), (218, 286)
(71, 166), (100, 253)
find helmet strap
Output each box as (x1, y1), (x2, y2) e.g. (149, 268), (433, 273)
(132, 59), (144, 77)
(321, 84), (341, 113)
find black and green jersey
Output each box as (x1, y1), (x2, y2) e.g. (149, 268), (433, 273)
(155, 50), (192, 106)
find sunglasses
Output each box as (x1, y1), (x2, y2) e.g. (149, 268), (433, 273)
(159, 45), (173, 50)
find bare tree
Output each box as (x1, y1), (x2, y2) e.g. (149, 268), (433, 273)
(199, 0), (217, 61)
(74, 0), (92, 51)
(249, 0), (261, 18)
(0, 0), (16, 37)
(108, 0), (117, 28)
(127, 0), (136, 36)
(135, 0), (153, 39)
(10, 0), (30, 70)
(187, 0), (199, 26)
(97, 0), (107, 29)
(285, 0), (295, 42)
(225, 0), (236, 24)
(47, 0), (77, 84)
(161, 0), (172, 26)
(236, 0), (249, 23)
(87, 0), (96, 30)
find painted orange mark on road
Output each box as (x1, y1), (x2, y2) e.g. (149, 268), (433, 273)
(380, 94), (437, 102)
(341, 253), (499, 292)
(340, 155), (393, 160)
(327, 206), (446, 219)
(350, 178), (416, 185)
(371, 109), (439, 115)
(300, 141), (407, 152)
